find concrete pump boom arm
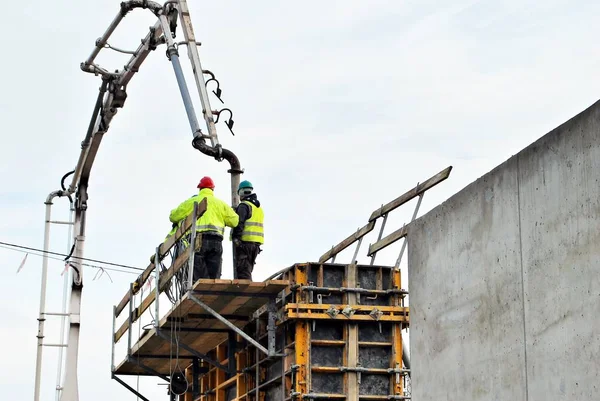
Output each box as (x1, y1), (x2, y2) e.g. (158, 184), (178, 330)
(34, 2), (243, 401)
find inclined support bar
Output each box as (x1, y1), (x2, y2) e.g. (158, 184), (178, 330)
(370, 212), (389, 265)
(126, 357), (170, 382)
(395, 193), (424, 268)
(160, 14), (202, 135)
(188, 294), (271, 356)
(68, 80), (108, 193)
(112, 375), (151, 401)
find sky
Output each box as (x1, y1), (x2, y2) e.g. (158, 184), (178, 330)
(2, 0), (600, 399)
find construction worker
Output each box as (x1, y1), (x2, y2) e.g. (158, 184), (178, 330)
(231, 180), (264, 280)
(169, 176), (239, 282)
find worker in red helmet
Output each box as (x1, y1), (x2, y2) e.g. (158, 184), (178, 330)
(169, 176), (239, 281)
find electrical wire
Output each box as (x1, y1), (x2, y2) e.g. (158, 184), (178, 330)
(163, 237), (190, 304)
(0, 240), (144, 272)
(0, 244), (138, 276)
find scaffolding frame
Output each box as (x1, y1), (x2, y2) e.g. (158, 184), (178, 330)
(111, 199), (286, 399)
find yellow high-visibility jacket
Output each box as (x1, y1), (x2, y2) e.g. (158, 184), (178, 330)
(169, 188), (239, 237)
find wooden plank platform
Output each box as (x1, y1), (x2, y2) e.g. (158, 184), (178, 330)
(114, 278), (289, 376)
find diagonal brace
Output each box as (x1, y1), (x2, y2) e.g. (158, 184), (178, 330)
(112, 374), (151, 401)
(188, 293), (272, 356)
(155, 328), (231, 373)
(127, 356), (170, 382)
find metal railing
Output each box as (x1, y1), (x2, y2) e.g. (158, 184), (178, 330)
(111, 199), (206, 358)
(319, 166), (453, 266)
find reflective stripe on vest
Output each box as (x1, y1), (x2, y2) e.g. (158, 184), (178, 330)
(196, 224), (225, 236)
(241, 201), (264, 244)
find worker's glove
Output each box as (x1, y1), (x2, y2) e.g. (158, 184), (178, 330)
(233, 238), (242, 247)
(132, 280), (141, 295)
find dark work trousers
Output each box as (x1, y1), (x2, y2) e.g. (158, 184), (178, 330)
(234, 242), (261, 280)
(193, 234), (223, 282)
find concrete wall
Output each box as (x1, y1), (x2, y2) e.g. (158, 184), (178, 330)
(407, 100), (600, 401)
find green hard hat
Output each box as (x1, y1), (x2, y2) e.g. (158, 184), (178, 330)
(238, 180), (253, 191)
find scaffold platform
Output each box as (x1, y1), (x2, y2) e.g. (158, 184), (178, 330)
(114, 279), (288, 377)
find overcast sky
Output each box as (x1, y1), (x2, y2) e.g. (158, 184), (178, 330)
(2, 0), (600, 399)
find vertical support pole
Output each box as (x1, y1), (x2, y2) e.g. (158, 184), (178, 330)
(34, 198), (54, 401)
(391, 269), (404, 396)
(154, 245), (161, 327)
(192, 357), (200, 399)
(294, 265), (309, 398)
(184, 366), (193, 401)
(294, 321), (308, 398)
(255, 319), (260, 399)
(393, 324), (403, 396)
(280, 320), (286, 401)
(346, 263), (359, 401)
(187, 202), (199, 290)
(56, 202), (75, 401)
(61, 197), (86, 401)
(267, 299), (277, 357)
(111, 306), (116, 372)
(128, 284), (134, 356)
(227, 332), (236, 378)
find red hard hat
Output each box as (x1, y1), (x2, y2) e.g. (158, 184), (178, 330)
(197, 176), (215, 190)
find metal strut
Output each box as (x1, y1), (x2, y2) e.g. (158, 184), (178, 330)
(188, 294), (280, 357)
(112, 375), (151, 401)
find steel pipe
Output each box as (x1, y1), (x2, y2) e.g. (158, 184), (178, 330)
(34, 190), (69, 401)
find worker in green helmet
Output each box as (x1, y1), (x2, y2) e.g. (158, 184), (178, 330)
(231, 180), (264, 280)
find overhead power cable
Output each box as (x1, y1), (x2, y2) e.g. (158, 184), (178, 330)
(0, 244), (138, 276)
(0, 240), (144, 272)
(0, 243), (139, 276)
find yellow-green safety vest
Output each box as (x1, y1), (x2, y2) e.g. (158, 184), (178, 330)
(241, 201), (264, 244)
(169, 188), (239, 238)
